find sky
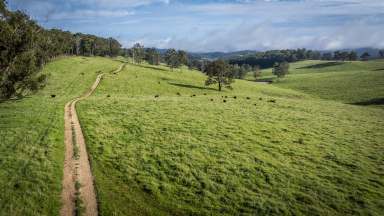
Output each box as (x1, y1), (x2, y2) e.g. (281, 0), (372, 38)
(7, 0), (384, 52)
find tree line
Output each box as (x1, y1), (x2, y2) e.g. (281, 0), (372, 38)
(227, 49), (384, 69)
(0, 0), (121, 99)
(228, 49), (320, 69)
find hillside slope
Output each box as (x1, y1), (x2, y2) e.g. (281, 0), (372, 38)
(77, 62), (384, 215)
(249, 60), (384, 105)
(0, 57), (120, 216)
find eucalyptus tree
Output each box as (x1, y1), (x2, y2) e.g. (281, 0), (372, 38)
(146, 48), (160, 65)
(204, 60), (234, 91)
(132, 43), (145, 64)
(272, 61), (289, 78)
(164, 49), (180, 71)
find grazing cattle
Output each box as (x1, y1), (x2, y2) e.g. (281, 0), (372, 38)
(176, 92), (181, 96)
(155, 95), (159, 98)
(268, 99), (276, 103)
(210, 99), (214, 101)
(51, 94), (56, 98)
(233, 96), (237, 99)
(223, 100), (227, 103)
(246, 97), (251, 100)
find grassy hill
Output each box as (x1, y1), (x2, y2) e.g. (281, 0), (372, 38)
(0, 57), (120, 215)
(247, 60), (384, 105)
(77, 61), (384, 215)
(1, 57), (383, 215)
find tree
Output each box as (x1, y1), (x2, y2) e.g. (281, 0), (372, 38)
(204, 60), (234, 91)
(333, 51), (342, 61)
(348, 51), (358, 61)
(253, 65), (261, 81)
(146, 48), (160, 65)
(177, 50), (188, 67)
(0, 5), (47, 99)
(322, 53), (333, 60)
(360, 52), (370, 61)
(272, 61), (289, 78)
(164, 49), (180, 71)
(108, 38), (122, 57)
(379, 50), (384, 58)
(0, 0), (124, 100)
(132, 43), (145, 64)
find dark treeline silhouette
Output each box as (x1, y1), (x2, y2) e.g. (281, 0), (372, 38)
(0, 0), (121, 99)
(228, 49), (320, 69)
(225, 49), (380, 69)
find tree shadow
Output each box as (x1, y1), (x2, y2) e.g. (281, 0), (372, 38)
(0, 96), (31, 104)
(255, 77), (274, 83)
(297, 62), (345, 69)
(372, 68), (384, 71)
(351, 98), (384, 106)
(168, 82), (217, 91)
(114, 59), (127, 63)
(135, 64), (169, 72)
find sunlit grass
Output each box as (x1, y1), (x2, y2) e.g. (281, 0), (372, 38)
(246, 60), (384, 105)
(78, 62), (384, 215)
(0, 57), (120, 216)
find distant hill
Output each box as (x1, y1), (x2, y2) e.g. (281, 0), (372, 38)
(188, 47), (382, 60)
(189, 50), (259, 60)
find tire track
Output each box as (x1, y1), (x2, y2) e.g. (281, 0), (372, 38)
(60, 63), (124, 216)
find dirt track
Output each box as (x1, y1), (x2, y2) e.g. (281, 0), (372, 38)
(60, 64), (124, 216)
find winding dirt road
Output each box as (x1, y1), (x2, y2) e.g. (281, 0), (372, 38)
(60, 64), (124, 216)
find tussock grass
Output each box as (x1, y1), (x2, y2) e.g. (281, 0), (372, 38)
(0, 57), (120, 215)
(77, 62), (384, 215)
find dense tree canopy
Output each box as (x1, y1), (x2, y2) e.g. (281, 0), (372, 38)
(0, 0), (121, 99)
(228, 49), (321, 69)
(204, 60), (234, 91)
(145, 48), (161, 65)
(379, 50), (384, 58)
(361, 52), (370, 61)
(163, 49), (179, 71)
(272, 61), (289, 78)
(0, 4), (47, 99)
(132, 43), (145, 64)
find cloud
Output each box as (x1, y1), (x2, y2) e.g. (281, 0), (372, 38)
(7, 0), (384, 51)
(51, 10), (135, 20)
(147, 16), (384, 52)
(70, 0), (170, 9)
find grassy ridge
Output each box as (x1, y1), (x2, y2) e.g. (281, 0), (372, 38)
(248, 60), (384, 105)
(78, 62), (384, 215)
(0, 57), (120, 216)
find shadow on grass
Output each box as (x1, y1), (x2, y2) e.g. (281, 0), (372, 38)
(297, 62), (345, 69)
(168, 82), (217, 91)
(135, 64), (169, 72)
(114, 59), (127, 63)
(351, 98), (384, 106)
(255, 77), (275, 83)
(0, 96), (31, 104)
(372, 68), (384, 71)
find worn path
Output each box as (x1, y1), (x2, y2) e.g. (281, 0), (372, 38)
(60, 63), (125, 216)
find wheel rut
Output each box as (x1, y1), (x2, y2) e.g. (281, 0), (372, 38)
(60, 63), (125, 216)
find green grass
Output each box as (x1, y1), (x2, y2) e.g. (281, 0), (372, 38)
(246, 60), (384, 105)
(0, 57), (120, 216)
(1, 57), (383, 215)
(76, 62), (384, 215)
